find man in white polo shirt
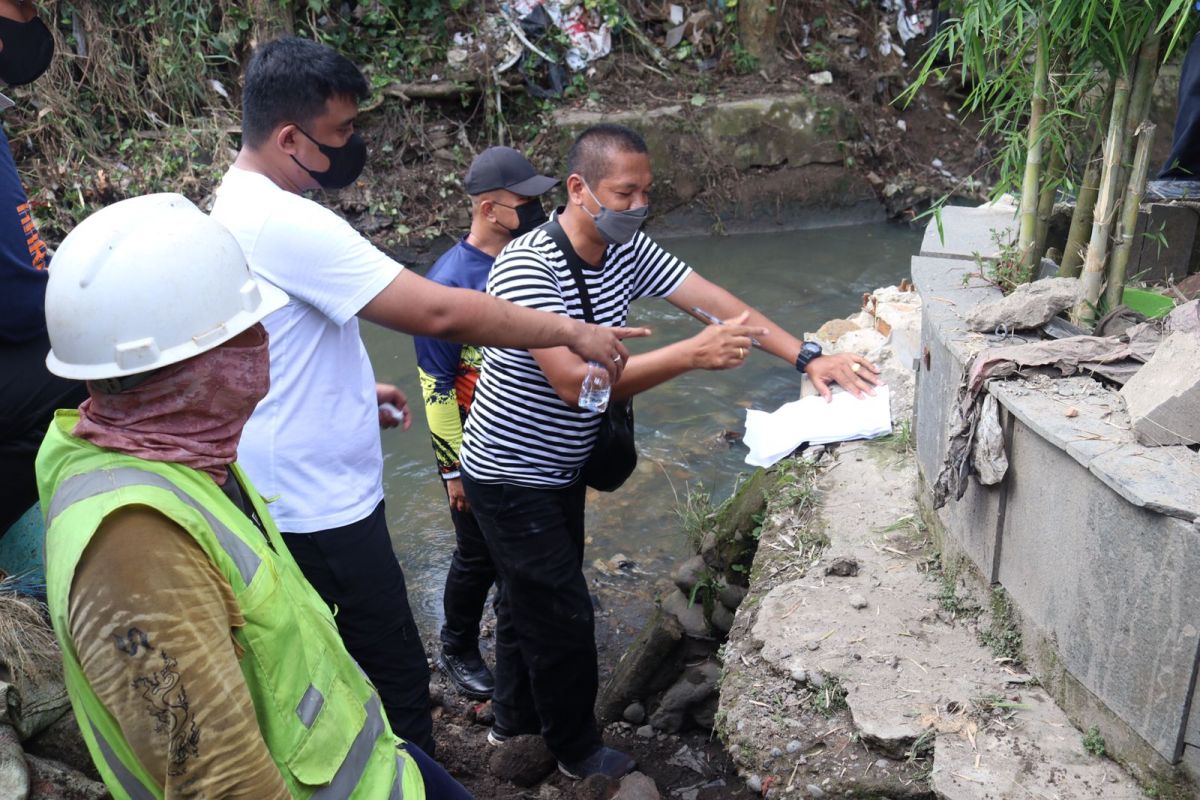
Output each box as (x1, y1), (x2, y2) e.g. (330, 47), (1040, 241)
(211, 37), (644, 758)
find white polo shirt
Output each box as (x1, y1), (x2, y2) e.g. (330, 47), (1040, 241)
(211, 167), (402, 532)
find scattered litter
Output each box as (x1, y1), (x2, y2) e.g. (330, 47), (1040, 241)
(809, 71), (834, 86)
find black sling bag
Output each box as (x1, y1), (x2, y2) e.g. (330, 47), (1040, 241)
(542, 219), (637, 492)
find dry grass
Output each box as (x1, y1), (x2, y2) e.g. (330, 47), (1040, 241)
(0, 579), (62, 685)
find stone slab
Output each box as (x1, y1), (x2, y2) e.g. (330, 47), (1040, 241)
(1088, 443), (1200, 521)
(987, 379), (1130, 472)
(1120, 331), (1200, 447)
(997, 422), (1200, 761)
(919, 204), (1019, 262)
(932, 692), (1144, 799)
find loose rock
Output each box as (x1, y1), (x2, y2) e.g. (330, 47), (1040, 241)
(487, 734), (556, 787)
(614, 771), (660, 800)
(965, 277), (1081, 332)
(623, 702), (646, 725)
(824, 557), (858, 577)
(849, 594), (868, 609)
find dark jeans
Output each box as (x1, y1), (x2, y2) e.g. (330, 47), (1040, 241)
(0, 333), (87, 531)
(460, 473), (601, 763)
(1163, 29), (1200, 179)
(403, 743), (473, 799)
(439, 484), (497, 655)
(280, 501), (435, 757)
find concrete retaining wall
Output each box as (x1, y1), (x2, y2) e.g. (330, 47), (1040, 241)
(912, 204), (1200, 786)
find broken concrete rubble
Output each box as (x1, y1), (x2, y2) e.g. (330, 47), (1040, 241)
(964, 276), (1081, 332)
(1119, 330), (1200, 446)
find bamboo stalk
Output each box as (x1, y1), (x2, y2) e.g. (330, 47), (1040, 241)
(1018, 25), (1048, 270)
(1072, 74), (1131, 326)
(1033, 147), (1063, 270)
(1113, 34), (1161, 209)
(1059, 156), (1100, 277)
(1104, 122), (1156, 311)
(1059, 84), (1115, 278)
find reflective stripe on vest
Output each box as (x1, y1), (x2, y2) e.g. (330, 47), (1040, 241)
(46, 467), (261, 585)
(90, 721), (155, 800)
(390, 754), (406, 800)
(311, 695), (386, 799)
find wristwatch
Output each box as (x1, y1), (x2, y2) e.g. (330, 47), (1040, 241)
(794, 341), (823, 372)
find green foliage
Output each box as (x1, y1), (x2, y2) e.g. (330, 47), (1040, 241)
(979, 587), (1022, 662)
(1082, 726), (1107, 758)
(13, 1), (474, 241)
(934, 557), (981, 620)
(730, 41), (759, 74)
(969, 229), (1032, 293)
(900, 0), (1196, 229)
(812, 673), (848, 716)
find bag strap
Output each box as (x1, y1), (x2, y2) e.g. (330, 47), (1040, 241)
(543, 218), (597, 324)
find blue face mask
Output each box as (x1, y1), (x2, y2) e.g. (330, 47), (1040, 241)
(582, 181), (649, 246)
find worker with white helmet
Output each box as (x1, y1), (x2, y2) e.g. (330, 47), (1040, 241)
(36, 194), (472, 799)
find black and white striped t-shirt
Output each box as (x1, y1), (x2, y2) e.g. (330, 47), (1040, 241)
(459, 224), (692, 488)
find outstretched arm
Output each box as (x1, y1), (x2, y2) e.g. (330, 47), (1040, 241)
(667, 273), (882, 400)
(360, 269), (649, 379)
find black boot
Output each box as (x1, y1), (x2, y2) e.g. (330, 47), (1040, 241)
(438, 649), (495, 700)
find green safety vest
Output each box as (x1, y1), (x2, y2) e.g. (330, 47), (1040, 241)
(37, 411), (425, 800)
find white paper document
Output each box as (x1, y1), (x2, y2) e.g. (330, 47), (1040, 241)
(743, 385), (892, 467)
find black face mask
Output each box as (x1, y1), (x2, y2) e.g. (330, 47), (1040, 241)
(291, 127), (367, 190)
(495, 199), (548, 238)
(0, 17), (55, 87)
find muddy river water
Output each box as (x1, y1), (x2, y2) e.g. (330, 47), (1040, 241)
(361, 221), (922, 634)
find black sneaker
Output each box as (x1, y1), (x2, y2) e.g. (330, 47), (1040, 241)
(438, 650), (495, 700)
(557, 746), (636, 780)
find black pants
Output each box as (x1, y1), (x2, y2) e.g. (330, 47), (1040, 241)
(439, 486), (497, 655)
(1163, 29), (1200, 179)
(0, 333), (87, 531)
(460, 474), (601, 763)
(280, 501), (435, 757)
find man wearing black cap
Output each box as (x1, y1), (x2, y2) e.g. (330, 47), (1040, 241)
(414, 147), (557, 701)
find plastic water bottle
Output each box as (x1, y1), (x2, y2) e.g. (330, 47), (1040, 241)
(579, 361), (611, 412)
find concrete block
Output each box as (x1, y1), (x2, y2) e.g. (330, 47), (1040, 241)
(919, 203), (1019, 261)
(910, 255), (996, 294)
(938, 476), (1002, 582)
(997, 421), (1200, 761)
(988, 381), (1131, 471)
(1130, 204), (1199, 284)
(1120, 331), (1200, 446)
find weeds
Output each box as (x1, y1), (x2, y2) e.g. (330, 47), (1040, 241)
(812, 673), (848, 716)
(979, 587), (1022, 663)
(675, 481), (717, 553)
(1082, 726), (1107, 758)
(878, 419), (914, 455)
(966, 229), (1032, 293)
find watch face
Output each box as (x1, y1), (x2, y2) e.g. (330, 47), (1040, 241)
(802, 342), (822, 358)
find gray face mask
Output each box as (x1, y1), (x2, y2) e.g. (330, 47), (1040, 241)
(583, 181), (649, 246)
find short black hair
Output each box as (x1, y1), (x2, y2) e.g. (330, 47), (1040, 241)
(566, 124), (648, 185)
(241, 37), (370, 148)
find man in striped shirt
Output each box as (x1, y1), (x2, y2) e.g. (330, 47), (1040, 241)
(459, 123), (881, 779)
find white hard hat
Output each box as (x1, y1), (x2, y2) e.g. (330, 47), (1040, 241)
(45, 193), (288, 380)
